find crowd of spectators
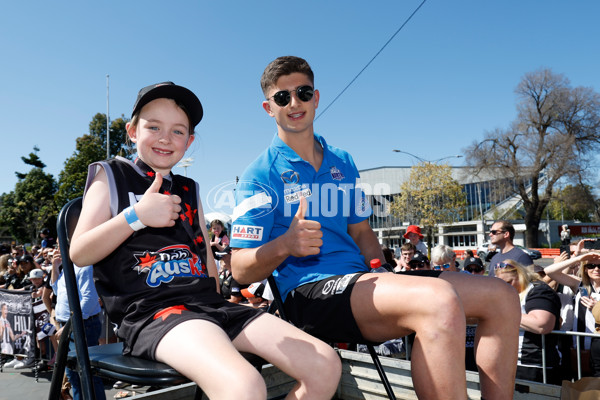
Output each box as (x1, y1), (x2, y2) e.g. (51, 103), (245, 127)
(3, 217), (600, 397)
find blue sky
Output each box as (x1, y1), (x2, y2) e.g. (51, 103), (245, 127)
(1, 1), (599, 214)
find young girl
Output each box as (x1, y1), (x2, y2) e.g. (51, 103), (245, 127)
(69, 82), (340, 399)
(209, 219), (230, 261)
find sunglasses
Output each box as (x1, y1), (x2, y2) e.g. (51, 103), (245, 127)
(489, 230), (506, 235)
(269, 85), (314, 107)
(465, 266), (484, 273)
(494, 262), (514, 270)
(584, 264), (600, 270)
(433, 263), (451, 271)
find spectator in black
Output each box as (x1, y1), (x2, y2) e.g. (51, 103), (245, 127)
(496, 259), (561, 384)
(407, 252), (430, 270)
(39, 228), (56, 249)
(381, 246), (397, 271)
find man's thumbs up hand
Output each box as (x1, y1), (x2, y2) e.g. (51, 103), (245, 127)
(284, 197), (322, 257)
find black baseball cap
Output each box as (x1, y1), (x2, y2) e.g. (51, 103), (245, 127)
(132, 82), (203, 128)
(463, 257), (484, 269)
(409, 252), (429, 265)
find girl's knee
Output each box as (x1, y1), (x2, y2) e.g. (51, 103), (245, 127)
(213, 371), (266, 400)
(298, 343), (342, 385)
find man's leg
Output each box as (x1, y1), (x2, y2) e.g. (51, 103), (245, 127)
(440, 272), (520, 400)
(351, 273), (468, 400)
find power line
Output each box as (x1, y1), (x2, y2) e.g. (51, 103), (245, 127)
(315, 0), (428, 121)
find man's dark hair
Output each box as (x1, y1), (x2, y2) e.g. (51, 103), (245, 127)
(496, 220), (515, 241)
(260, 56), (314, 97)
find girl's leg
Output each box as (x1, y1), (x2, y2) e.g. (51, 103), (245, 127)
(441, 272), (520, 400)
(351, 273), (468, 400)
(233, 313), (341, 400)
(155, 319), (267, 400)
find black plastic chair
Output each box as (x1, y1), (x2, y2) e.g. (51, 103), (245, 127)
(267, 275), (398, 400)
(49, 197), (284, 400)
(48, 197), (201, 400)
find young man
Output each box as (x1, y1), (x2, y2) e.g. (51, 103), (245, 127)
(396, 242), (416, 272)
(487, 220), (533, 277)
(231, 55), (520, 399)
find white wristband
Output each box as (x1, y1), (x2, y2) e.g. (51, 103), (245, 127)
(124, 205), (146, 231)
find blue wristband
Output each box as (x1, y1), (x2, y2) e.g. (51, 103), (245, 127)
(123, 205), (146, 231)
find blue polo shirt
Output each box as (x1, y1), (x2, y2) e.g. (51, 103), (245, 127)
(230, 133), (371, 299)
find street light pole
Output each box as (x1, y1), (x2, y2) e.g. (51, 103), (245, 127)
(176, 157), (194, 177)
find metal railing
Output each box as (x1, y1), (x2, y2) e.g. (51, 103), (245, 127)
(539, 330), (600, 384)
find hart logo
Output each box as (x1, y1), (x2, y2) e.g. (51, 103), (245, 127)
(231, 225), (264, 241)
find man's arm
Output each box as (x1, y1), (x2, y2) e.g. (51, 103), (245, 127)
(347, 220), (385, 266)
(231, 197), (322, 284)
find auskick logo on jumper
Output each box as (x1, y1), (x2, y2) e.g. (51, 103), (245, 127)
(131, 244), (207, 287)
(231, 225), (263, 241)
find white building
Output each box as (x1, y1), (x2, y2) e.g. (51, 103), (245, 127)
(358, 166), (593, 251)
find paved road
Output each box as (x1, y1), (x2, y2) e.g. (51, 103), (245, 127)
(0, 365), (152, 400)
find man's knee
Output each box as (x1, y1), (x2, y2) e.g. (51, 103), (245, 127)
(416, 280), (465, 329)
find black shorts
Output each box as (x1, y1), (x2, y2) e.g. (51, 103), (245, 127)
(127, 301), (264, 360)
(283, 270), (442, 344)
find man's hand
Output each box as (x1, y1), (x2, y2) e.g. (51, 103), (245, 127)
(283, 197), (323, 257)
(135, 173), (182, 228)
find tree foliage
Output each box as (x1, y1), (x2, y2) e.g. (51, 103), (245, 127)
(55, 114), (130, 208)
(89, 113), (132, 158)
(465, 68), (600, 247)
(0, 149), (57, 243)
(546, 184), (598, 222)
(389, 162), (467, 251)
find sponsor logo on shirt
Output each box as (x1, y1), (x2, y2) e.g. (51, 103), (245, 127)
(131, 244), (207, 288)
(280, 170), (300, 184)
(283, 183), (312, 204)
(231, 225), (264, 241)
(330, 166), (345, 181)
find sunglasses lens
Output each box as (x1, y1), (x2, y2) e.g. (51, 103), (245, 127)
(296, 86), (314, 101)
(272, 91), (291, 107)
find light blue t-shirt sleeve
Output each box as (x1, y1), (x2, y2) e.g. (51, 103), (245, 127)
(230, 175), (276, 249)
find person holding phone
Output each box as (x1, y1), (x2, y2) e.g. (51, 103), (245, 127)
(545, 252), (600, 376)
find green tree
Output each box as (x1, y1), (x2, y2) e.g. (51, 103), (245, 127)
(55, 114), (130, 208)
(0, 148), (57, 243)
(389, 162), (467, 255)
(89, 113), (132, 158)
(547, 184), (598, 222)
(465, 68), (600, 247)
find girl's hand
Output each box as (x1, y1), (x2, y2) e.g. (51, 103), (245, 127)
(136, 173), (182, 228)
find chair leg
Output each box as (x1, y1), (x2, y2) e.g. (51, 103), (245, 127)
(366, 344), (397, 400)
(193, 385), (204, 400)
(48, 320), (72, 400)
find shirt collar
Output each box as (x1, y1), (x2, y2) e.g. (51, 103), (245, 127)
(271, 133), (329, 164)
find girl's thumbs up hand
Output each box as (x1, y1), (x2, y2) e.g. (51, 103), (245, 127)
(135, 172), (182, 228)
